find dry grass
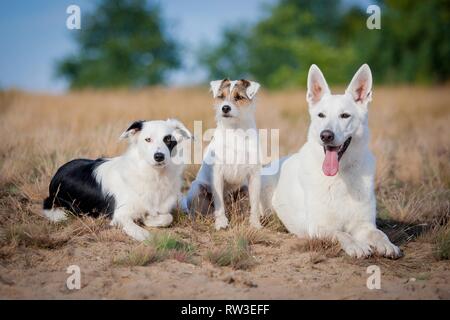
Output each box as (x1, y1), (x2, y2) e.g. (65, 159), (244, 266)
(207, 234), (255, 270)
(432, 222), (450, 261)
(0, 85), (449, 272)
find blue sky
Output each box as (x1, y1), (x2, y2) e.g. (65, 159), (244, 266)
(0, 0), (368, 93)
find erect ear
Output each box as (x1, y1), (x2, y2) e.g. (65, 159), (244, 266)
(345, 64), (373, 105)
(306, 64), (331, 106)
(210, 79), (228, 98)
(166, 118), (193, 141)
(243, 80), (260, 99)
(120, 120), (145, 140)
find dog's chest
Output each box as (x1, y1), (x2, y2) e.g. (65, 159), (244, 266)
(130, 175), (178, 213)
(221, 164), (254, 185)
(308, 173), (373, 225)
(213, 129), (259, 185)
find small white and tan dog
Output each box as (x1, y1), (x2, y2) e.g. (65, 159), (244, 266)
(43, 119), (192, 241)
(182, 79), (263, 230)
(261, 64), (402, 258)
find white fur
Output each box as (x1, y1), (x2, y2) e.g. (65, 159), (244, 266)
(184, 80), (263, 230)
(43, 208), (68, 222)
(97, 119), (191, 241)
(261, 64), (401, 259)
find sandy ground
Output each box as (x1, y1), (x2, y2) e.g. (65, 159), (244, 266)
(1, 223), (449, 299)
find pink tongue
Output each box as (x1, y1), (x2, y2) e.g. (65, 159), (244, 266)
(322, 150), (339, 176)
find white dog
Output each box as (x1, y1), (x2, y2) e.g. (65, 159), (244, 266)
(182, 79), (263, 230)
(261, 64), (402, 258)
(43, 119), (192, 241)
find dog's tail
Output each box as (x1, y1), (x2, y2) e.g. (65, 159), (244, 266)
(42, 196), (68, 222)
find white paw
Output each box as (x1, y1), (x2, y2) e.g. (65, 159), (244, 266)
(215, 214), (229, 230)
(342, 241), (372, 258)
(125, 226), (151, 242)
(371, 237), (402, 259)
(144, 214), (173, 227)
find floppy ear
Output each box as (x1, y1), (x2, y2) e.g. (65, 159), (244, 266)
(210, 79), (227, 98)
(306, 64), (330, 106)
(345, 64), (373, 105)
(166, 118), (193, 141)
(210, 79), (223, 98)
(120, 120), (145, 140)
(245, 81), (260, 99)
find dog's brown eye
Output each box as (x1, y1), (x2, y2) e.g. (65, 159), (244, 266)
(217, 94), (225, 99)
(318, 113), (325, 118)
(163, 135), (172, 144)
(235, 95), (243, 100)
(340, 113), (351, 119)
(145, 137), (152, 143)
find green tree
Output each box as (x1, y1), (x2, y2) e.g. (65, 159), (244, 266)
(200, 0), (450, 88)
(201, 0), (360, 88)
(355, 0), (450, 83)
(57, 0), (180, 88)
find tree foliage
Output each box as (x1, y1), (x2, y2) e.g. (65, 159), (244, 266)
(200, 0), (450, 88)
(57, 0), (179, 88)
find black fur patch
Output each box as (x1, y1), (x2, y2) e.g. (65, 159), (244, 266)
(164, 134), (178, 155)
(43, 159), (115, 217)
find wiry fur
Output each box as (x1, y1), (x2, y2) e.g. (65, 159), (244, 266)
(43, 119), (192, 241)
(261, 65), (402, 259)
(182, 79), (263, 230)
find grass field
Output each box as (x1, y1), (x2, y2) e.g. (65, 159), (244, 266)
(0, 86), (449, 299)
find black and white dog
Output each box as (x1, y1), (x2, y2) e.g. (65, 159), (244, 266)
(43, 119), (192, 241)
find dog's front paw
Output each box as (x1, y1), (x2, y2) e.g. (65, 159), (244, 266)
(371, 236), (402, 259)
(125, 226), (151, 242)
(364, 229), (403, 259)
(214, 214), (229, 230)
(144, 214), (173, 227)
(342, 241), (372, 259)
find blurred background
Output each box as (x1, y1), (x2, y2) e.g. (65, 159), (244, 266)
(0, 0), (449, 93)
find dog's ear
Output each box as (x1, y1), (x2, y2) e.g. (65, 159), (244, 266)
(210, 79), (227, 98)
(166, 118), (193, 141)
(306, 64), (330, 106)
(245, 80), (260, 99)
(120, 120), (145, 140)
(346, 64), (373, 105)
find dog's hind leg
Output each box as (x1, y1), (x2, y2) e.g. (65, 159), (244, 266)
(184, 181), (214, 216)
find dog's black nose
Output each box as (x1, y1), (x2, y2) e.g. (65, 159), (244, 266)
(154, 152), (165, 162)
(222, 105), (231, 114)
(320, 130), (335, 144)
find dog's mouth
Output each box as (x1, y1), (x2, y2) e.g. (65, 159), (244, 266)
(322, 137), (352, 176)
(222, 114), (232, 118)
(153, 162), (167, 168)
